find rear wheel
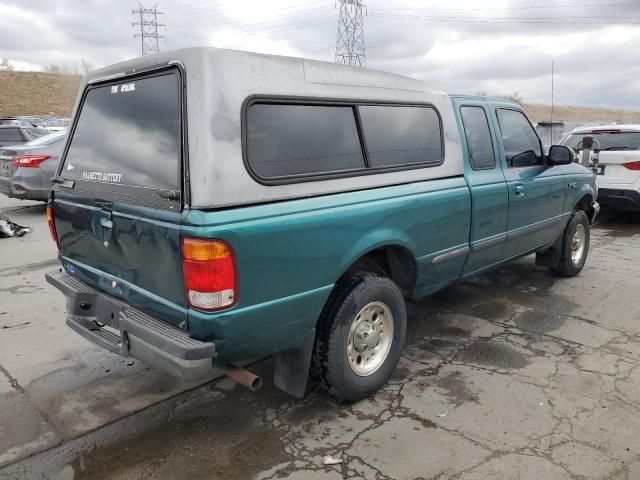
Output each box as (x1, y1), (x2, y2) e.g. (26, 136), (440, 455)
(312, 273), (406, 403)
(554, 210), (590, 277)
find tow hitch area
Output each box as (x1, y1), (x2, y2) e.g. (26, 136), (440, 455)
(45, 269), (217, 381)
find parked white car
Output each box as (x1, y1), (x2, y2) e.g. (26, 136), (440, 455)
(561, 125), (640, 211)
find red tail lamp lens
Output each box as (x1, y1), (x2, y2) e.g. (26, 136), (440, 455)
(46, 204), (61, 252)
(181, 237), (236, 310)
(623, 161), (640, 171)
(12, 155), (50, 168)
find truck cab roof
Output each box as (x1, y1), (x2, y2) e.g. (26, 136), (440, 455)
(448, 94), (522, 107)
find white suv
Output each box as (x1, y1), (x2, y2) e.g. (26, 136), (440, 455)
(562, 125), (640, 211)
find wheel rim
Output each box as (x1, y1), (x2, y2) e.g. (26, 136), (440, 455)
(347, 301), (394, 376)
(571, 223), (586, 266)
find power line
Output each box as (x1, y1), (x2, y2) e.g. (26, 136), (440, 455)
(165, 0), (327, 18)
(169, 6), (331, 28)
(367, 12), (640, 24)
(132, 2), (165, 56)
(335, 0), (366, 67)
(369, 2), (640, 12)
(171, 17), (335, 38)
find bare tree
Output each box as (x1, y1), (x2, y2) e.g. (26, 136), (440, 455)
(505, 92), (524, 106)
(79, 58), (94, 75)
(44, 64), (61, 74)
(0, 58), (15, 72)
(476, 91), (525, 105)
(44, 58), (94, 75)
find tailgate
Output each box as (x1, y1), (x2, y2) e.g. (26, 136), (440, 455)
(51, 68), (187, 328)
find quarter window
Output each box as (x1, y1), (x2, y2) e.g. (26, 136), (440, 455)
(358, 105), (442, 167)
(460, 106), (496, 170)
(246, 104), (365, 179)
(496, 109), (543, 168)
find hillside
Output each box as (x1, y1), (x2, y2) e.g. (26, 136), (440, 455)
(0, 71), (81, 117)
(524, 103), (640, 124)
(2, 70), (640, 125)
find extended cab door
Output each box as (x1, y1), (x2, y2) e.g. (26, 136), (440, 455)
(492, 106), (566, 259)
(455, 101), (509, 276)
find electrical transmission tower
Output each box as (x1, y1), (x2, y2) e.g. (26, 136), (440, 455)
(132, 2), (165, 56)
(335, 0), (366, 67)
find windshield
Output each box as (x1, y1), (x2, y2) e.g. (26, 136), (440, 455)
(561, 131), (640, 151)
(61, 72), (181, 191)
(25, 130), (66, 147)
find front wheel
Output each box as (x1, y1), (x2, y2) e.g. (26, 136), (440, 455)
(554, 210), (590, 277)
(312, 273), (407, 403)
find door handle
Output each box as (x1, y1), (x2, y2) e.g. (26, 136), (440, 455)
(514, 184), (525, 196)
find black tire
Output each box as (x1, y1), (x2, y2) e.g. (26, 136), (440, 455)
(554, 210), (590, 277)
(312, 272), (407, 403)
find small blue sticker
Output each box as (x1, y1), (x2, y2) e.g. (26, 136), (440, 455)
(65, 262), (75, 274)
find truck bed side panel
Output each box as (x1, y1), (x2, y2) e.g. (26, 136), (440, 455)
(181, 177), (471, 362)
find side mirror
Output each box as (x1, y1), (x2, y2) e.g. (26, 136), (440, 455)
(548, 145), (573, 166)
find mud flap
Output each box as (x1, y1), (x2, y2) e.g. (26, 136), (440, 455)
(273, 329), (315, 398)
(535, 231), (564, 268)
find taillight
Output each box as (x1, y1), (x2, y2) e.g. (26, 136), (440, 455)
(12, 155), (50, 168)
(623, 161), (640, 171)
(46, 204), (61, 252)
(181, 237), (236, 311)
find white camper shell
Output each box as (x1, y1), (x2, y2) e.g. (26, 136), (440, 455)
(75, 47), (464, 209)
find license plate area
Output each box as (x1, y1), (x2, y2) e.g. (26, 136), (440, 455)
(590, 164), (606, 176)
(1, 158), (11, 176)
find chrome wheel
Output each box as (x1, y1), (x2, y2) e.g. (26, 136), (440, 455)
(347, 301), (394, 376)
(571, 223), (586, 266)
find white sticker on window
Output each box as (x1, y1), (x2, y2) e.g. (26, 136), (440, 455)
(110, 83), (136, 94)
(82, 171), (123, 183)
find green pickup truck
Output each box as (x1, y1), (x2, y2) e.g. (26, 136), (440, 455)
(46, 48), (598, 402)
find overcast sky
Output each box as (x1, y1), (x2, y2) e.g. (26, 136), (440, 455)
(2, 0), (640, 109)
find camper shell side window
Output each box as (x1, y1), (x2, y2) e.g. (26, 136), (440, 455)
(242, 96), (445, 185)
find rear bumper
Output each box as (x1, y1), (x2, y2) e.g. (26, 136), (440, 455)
(597, 188), (640, 211)
(0, 175), (48, 200)
(10, 169), (50, 200)
(45, 269), (216, 380)
(0, 176), (12, 197)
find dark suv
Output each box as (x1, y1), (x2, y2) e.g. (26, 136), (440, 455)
(0, 125), (47, 148)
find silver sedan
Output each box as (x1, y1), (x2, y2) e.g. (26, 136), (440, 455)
(0, 130), (66, 201)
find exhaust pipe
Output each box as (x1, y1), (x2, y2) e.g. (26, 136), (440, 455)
(222, 366), (262, 391)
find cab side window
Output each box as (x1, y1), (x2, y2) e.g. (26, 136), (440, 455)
(496, 109), (543, 168)
(460, 106), (496, 170)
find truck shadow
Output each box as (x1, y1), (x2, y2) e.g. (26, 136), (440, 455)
(594, 207), (640, 238)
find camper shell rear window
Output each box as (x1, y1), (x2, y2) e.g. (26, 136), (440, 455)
(243, 97), (444, 184)
(59, 69), (183, 206)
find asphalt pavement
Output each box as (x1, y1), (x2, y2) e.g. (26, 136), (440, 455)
(1, 194), (639, 480)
